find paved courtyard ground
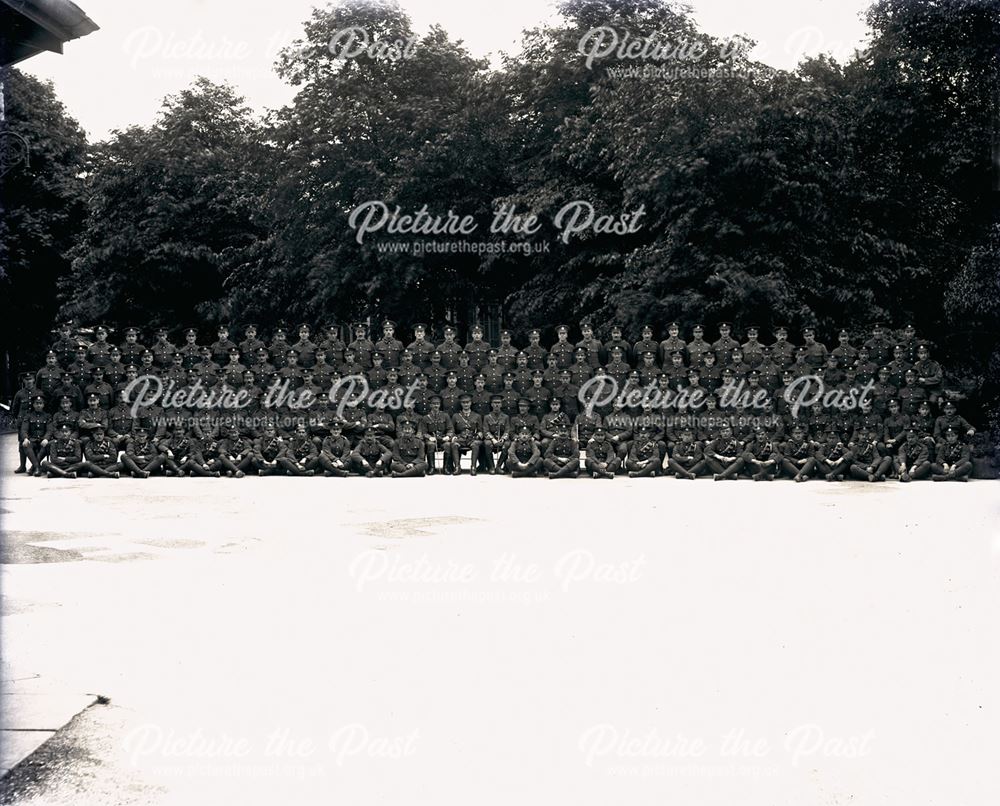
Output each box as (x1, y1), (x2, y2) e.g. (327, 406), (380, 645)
(1, 432), (998, 805)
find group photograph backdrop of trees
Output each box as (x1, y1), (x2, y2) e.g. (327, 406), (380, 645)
(1, 0), (998, 424)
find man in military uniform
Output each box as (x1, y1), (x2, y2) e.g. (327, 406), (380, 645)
(885, 344), (912, 390)
(406, 323), (434, 367)
(603, 400), (633, 460)
(551, 369), (580, 419)
(481, 395), (511, 474)
(84, 365), (114, 410)
(539, 397), (571, 453)
(121, 327), (146, 366)
(291, 324), (318, 368)
(585, 426), (620, 479)
(35, 351), (63, 406)
(52, 321), (79, 369)
(815, 428), (852, 481)
(863, 322), (893, 367)
(495, 329), (518, 371)
(663, 427), (705, 479)
(41, 422), (82, 478)
(481, 349), (506, 392)
(763, 327), (791, 370)
(569, 348), (593, 388)
(390, 420), (428, 477)
(576, 321), (604, 368)
(499, 373), (520, 415)
(278, 349), (305, 390)
(854, 347), (879, 385)
(347, 323), (375, 369)
(549, 325), (575, 368)
(351, 425), (392, 476)
(179, 328), (202, 369)
(373, 320), (402, 368)
(107, 390), (136, 449)
(830, 328), (858, 368)
(846, 426), (891, 481)
(882, 398), (910, 453)
(253, 423), (285, 476)
(276, 422), (319, 475)
(933, 400), (975, 441)
(658, 322), (686, 364)
(103, 347), (127, 389)
(637, 351), (660, 385)
(740, 326), (765, 367)
(897, 369), (928, 415)
(450, 394), (483, 475)
(898, 323), (920, 363)
(207, 325), (235, 365)
(422, 396), (453, 475)
(437, 370), (463, 415)
(542, 421), (579, 478)
(542, 352), (562, 389)
(18, 395), (51, 475)
(683, 324), (708, 368)
(121, 427), (165, 477)
(216, 424), (255, 477)
(366, 351), (389, 389)
(79, 424), (122, 478)
(506, 426), (542, 477)
(241, 325), (267, 366)
(603, 345), (631, 388)
(704, 423), (744, 480)
(727, 348), (752, 381)
(523, 370), (552, 416)
(931, 427), (973, 481)
(47, 395), (81, 440)
(454, 351), (477, 391)
(709, 323), (737, 366)
(367, 401), (396, 445)
(741, 426), (779, 481)
(523, 328), (547, 370)
(604, 325), (630, 366)
(163, 351), (187, 386)
(509, 397), (540, 442)
(469, 375), (492, 416)
(66, 344), (93, 389)
(317, 420), (352, 476)
(77, 392), (109, 443)
(220, 345), (247, 389)
(464, 323), (491, 370)
(437, 325), (463, 369)
(912, 343), (943, 403)
(800, 327), (828, 368)
(193, 347), (219, 385)
(87, 325), (113, 367)
(897, 428), (931, 482)
(146, 327), (177, 369)
(780, 424), (818, 481)
(11, 374), (38, 469)
(423, 350), (447, 391)
(632, 325), (658, 366)
(625, 424), (660, 477)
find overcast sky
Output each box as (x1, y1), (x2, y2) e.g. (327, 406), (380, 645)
(21, 0), (872, 141)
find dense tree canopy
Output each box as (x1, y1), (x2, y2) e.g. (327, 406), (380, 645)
(60, 78), (265, 329)
(0, 69), (88, 384)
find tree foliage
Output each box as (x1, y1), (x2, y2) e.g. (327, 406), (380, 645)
(0, 69), (87, 378)
(60, 78), (265, 329)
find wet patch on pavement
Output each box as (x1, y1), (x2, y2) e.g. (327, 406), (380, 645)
(0, 535), (87, 565)
(358, 516), (482, 539)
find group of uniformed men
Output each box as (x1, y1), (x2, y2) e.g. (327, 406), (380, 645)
(10, 319), (979, 481)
